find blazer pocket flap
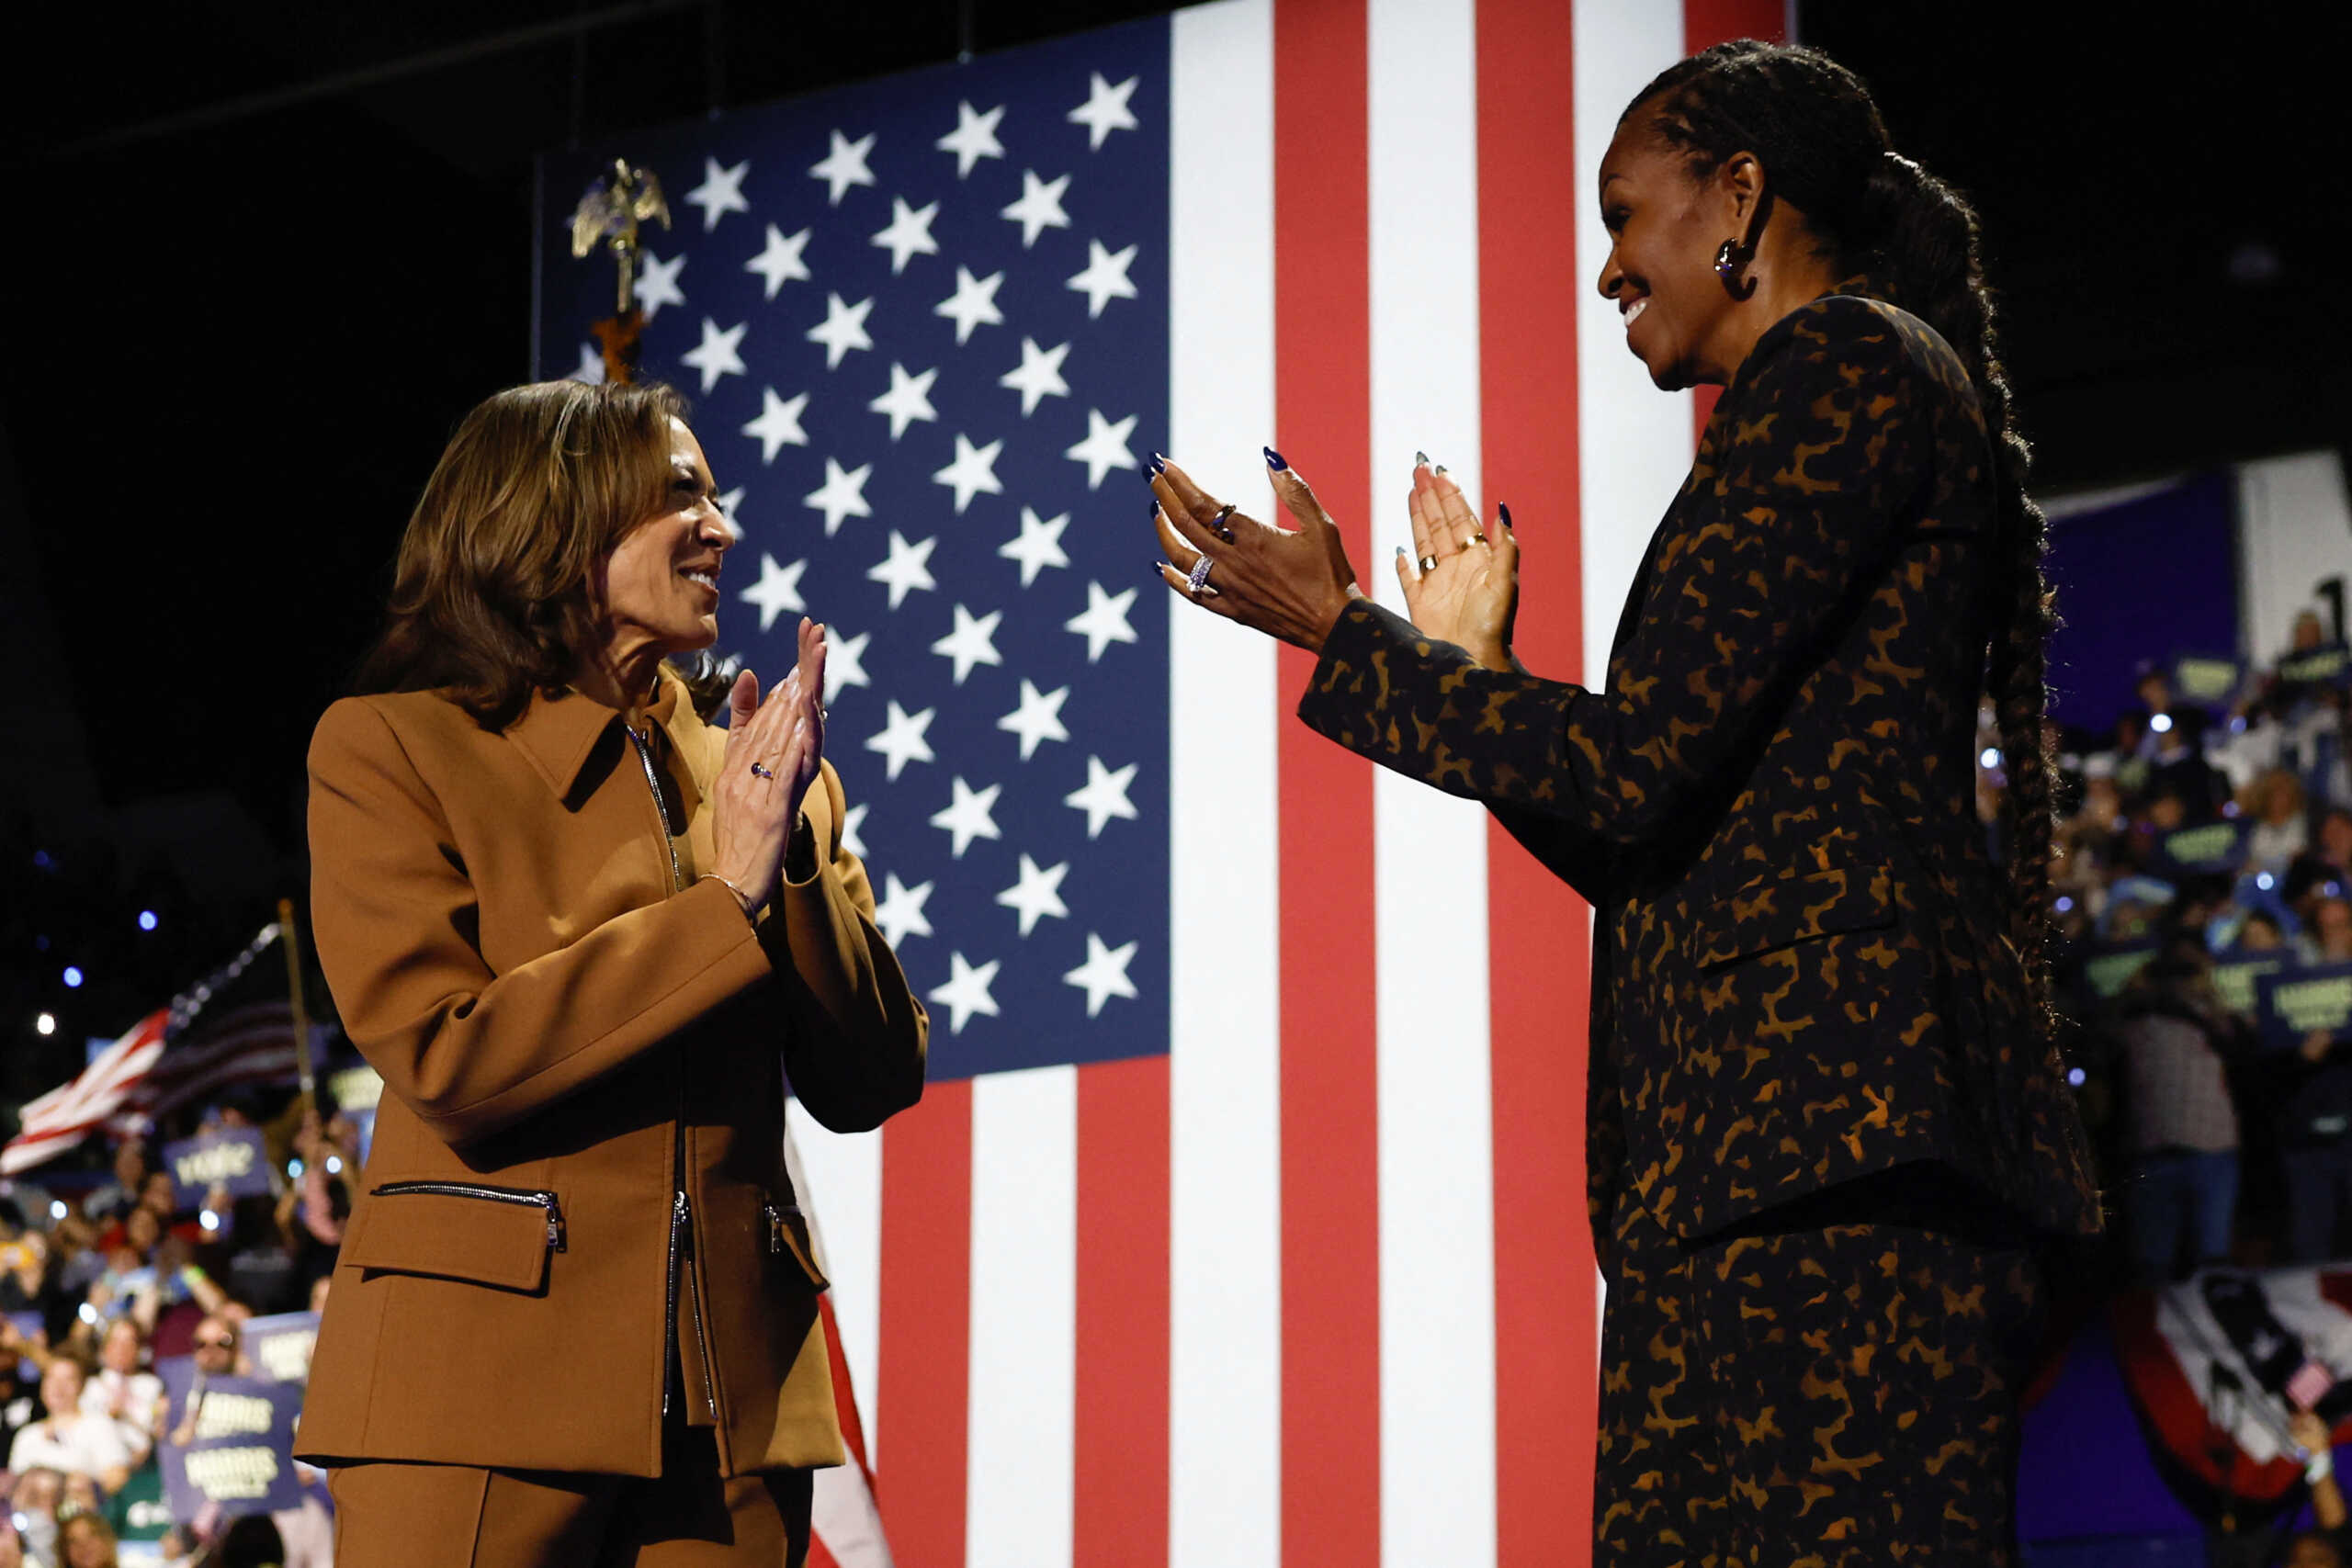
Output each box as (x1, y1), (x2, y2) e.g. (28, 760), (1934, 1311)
(768, 1201), (829, 1292)
(345, 1188), (554, 1293)
(1692, 864), (1894, 970)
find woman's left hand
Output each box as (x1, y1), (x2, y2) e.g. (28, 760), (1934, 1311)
(1151, 457), (1362, 652)
(1396, 461), (1517, 671)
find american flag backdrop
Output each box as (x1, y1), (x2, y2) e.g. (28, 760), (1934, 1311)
(535, 2), (1784, 1562)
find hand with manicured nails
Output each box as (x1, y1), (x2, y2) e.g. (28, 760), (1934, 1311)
(1150, 455), (1362, 652)
(1396, 459), (1518, 671)
(711, 615), (828, 911)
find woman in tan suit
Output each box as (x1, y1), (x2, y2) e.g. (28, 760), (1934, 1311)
(299, 378), (927, 1566)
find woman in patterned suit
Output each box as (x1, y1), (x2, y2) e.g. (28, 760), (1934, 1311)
(1148, 40), (2100, 1568)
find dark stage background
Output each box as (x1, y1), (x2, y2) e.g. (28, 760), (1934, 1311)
(1, 0), (2345, 1091)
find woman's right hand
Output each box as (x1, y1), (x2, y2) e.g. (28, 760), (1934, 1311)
(711, 616), (829, 912)
(1396, 461), (1518, 671)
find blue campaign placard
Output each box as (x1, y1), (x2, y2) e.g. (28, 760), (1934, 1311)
(2260, 962), (2352, 1051)
(2157, 818), (2249, 876)
(241, 1310), (320, 1385)
(2081, 941), (2161, 1002)
(157, 1373), (305, 1518)
(163, 1127), (273, 1206)
(2170, 653), (2245, 708)
(2211, 953), (2293, 1018)
(2278, 642), (2351, 689)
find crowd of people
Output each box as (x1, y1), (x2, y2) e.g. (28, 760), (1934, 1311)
(0, 1098), (357, 1568)
(2042, 608), (2352, 1288)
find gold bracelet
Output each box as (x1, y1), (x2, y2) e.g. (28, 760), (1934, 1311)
(700, 872), (760, 923)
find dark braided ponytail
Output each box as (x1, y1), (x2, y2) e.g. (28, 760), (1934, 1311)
(1625, 42), (2064, 1036)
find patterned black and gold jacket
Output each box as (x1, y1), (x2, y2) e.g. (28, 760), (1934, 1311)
(1299, 291), (2102, 1249)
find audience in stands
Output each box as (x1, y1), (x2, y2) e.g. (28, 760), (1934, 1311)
(6, 1360), (132, 1495)
(2107, 949), (2252, 1281)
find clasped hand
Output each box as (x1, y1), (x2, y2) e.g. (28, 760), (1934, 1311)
(1149, 455), (1518, 670)
(710, 615), (828, 913)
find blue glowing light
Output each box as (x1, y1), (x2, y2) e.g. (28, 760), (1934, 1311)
(31, 850), (52, 870)
(2054, 896), (2075, 913)
(1979, 747), (2002, 770)
(62, 965), (84, 988)
(138, 910), (157, 931)
(2150, 712), (2174, 734)
(2066, 1067), (2087, 1088)
(2258, 873), (2277, 890)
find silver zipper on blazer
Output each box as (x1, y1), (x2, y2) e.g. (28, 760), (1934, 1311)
(625, 725), (685, 894)
(627, 719), (703, 1420)
(672, 1110), (719, 1423)
(370, 1181), (565, 1251)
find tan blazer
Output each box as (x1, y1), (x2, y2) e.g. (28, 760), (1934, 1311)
(296, 669), (926, 1480)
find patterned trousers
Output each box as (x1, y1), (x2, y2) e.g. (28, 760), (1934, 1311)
(1595, 1167), (2044, 1567)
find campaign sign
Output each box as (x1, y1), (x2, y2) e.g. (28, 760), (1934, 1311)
(2278, 643), (2352, 688)
(241, 1311), (320, 1385)
(2082, 942), (2161, 1002)
(158, 1373), (305, 1518)
(2213, 953), (2293, 1017)
(164, 1127), (272, 1207)
(2260, 963), (2352, 1051)
(2171, 654), (2245, 707)
(2158, 819), (2249, 876)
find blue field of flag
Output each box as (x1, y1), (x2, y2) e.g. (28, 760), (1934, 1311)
(537, 18), (1172, 1078)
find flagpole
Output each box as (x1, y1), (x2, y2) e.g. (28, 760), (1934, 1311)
(277, 897), (315, 1100)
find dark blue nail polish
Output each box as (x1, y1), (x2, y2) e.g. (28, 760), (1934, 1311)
(1414, 450), (1430, 467)
(1264, 446), (1288, 472)
(1152, 560), (1169, 578)
(1498, 502), (1513, 530)
(1149, 452), (1168, 475)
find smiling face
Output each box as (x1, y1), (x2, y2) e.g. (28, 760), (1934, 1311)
(99, 1318), (139, 1375)
(40, 1357), (83, 1417)
(1596, 107), (1749, 390)
(593, 418), (734, 684)
(191, 1316), (238, 1376)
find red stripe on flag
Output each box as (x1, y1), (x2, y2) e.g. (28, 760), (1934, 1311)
(1475, 3), (1599, 1563)
(1685, 0), (1789, 442)
(876, 1081), (972, 1568)
(1073, 1055), (1170, 1567)
(1272, 0), (1382, 1559)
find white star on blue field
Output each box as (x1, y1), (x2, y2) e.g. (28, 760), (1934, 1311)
(540, 24), (1169, 1077)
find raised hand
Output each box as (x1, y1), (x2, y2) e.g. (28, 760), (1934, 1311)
(711, 616), (829, 912)
(1150, 454), (1361, 652)
(1395, 459), (1517, 671)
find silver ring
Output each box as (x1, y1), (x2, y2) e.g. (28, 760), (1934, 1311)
(1417, 554), (1439, 573)
(749, 761), (775, 780)
(1185, 555), (1214, 593)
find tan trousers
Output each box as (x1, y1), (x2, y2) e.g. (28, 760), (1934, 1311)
(327, 1425), (812, 1568)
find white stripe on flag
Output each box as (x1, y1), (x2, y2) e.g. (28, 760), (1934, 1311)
(786, 1104), (885, 1461)
(1573, 0), (1693, 682)
(967, 1065), (1078, 1568)
(1169, 4), (1283, 1565)
(1366, 3), (1499, 1563)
